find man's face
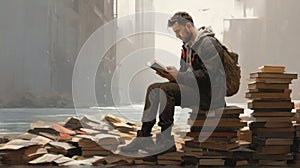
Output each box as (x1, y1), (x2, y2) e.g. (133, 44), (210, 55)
(172, 22), (193, 43)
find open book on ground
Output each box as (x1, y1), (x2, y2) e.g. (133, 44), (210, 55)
(147, 59), (169, 74)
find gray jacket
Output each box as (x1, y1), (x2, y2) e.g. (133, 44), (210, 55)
(177, 27), (226, 110)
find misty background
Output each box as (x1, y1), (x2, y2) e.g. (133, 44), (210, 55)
(0, 0), (299, 108)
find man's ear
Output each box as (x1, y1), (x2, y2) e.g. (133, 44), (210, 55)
(186, 22), (193, 30)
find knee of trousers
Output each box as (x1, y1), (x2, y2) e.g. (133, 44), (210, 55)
(159, 84), (179, 97)
(147, 83), (163, 92)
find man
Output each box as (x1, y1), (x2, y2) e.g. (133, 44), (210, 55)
(120, 12), (226, 154)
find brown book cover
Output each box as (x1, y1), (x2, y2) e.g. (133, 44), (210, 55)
(199, 158), (225, 166)
(253, 77), (293, 84)
(252, 121), (292, 128)
(235, 160), (249, 166)
(250, 72), (297, 79)
(157, 151), (184, 160)
(254, 153), (293, 160)
(259, 65), (285, 73)
(250, 121), (291, 128)
(294, 124), (300, 130)
(189, 112), (241, 119)
(202, 142), (239, 151)
(258, 159), (287, 166)
(188, 119), (247, 127)
(157, 160), (182, 165)
(186, 131), (237, 139)
(147, 59), (169, 74)
(190, 106), (244, 117)
(296, 131), (300, 138)
(185, 140), (239, 151)
(248, 101), (294, 109)
(1, 145), (42, 164)
(256, 132), (294, 138)
(248, 82), (289, 90)
(252, 136), (293, 146)
(253, 116), (293, 122)
(255, 145), (291, 155)
(245, 91), (291, 99)
(215, 106), (244, 115)
(81, 150), (113, 156)
(190, 126), (242, 132)
(252, 127), (295, 138)
(248, 88), (289, 94)
(251, 111), (294, 117)
(252, 127), (295, 133)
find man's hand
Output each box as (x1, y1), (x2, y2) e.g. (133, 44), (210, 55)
(155, 71), (174, 81)
(156, 71), (167, 78)
(165, 66), (178, 82)
(166, 66), (178, 77)
(155, 67), (177, 82)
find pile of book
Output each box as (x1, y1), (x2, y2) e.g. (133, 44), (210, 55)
(0, 136), (11, 165)
(0, 139), (43, 164)
(77, 134), (119, 157)
(183, 106), (247, 166)
(293, 127), (300, 166)
(246, 65), (297, 166)
(0, 114), (136, 166)
(292, 102), (300, 166)
(156, 151), (184, 166)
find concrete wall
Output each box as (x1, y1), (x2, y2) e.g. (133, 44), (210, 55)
(224, 18), (267, 103)
(0, 0), (52, 107)
(224, 0), (300, 103)
(115, 0), (156, 105)
(0, 0), (158, 107)
(0, 0), (115, 107)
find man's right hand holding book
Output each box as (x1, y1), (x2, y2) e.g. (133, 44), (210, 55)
(148, 60), (177, 82)
(156, 66), (177, 82)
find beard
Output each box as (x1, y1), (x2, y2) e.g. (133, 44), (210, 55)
(183, 29), (193, 43)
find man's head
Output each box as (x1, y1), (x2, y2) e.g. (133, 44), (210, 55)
(168, 12), (196, 43)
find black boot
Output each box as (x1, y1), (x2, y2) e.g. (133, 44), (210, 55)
(146, 125), (177, 155)
(119, 122), (155, 153)
(155, 132), (177, 154)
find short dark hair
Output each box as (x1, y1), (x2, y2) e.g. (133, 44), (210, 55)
(168, 12), (194, 27)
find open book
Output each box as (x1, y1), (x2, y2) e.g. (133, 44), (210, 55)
(147, 59), (169, 74)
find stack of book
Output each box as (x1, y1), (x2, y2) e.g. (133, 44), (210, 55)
(183, 106), (247, 166)
(0, 139), (42, 164)
(292, 104), (300, 166)
(93, 155), (133, 166)
(293, 124), (300, 167)
(133, 157), (157, 166)
(246, 65), (297, 166)
(77, 133), (120, 157)
(0, 137), (8, 166)
(0, 114), (145, 166)
(157, 151), (184, 166)
(47, 141), (78, 156)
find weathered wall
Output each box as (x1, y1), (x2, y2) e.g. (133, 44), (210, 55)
(224, 0), (300, 103)
(0, 0), (115, 107)
(115, 0), (156, 105)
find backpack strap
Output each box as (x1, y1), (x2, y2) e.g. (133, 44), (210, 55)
(208, 36), (224, 60)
